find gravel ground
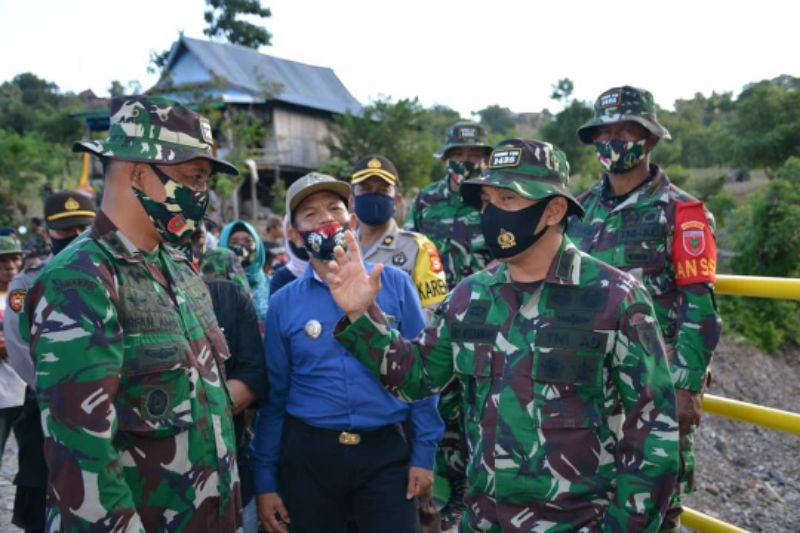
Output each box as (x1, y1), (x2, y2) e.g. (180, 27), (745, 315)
(0, 335), (795, 532)
(683, 336), (800, 532)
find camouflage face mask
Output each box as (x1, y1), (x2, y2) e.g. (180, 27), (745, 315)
(133, 165), (210, 245)
(594, 138), (647, 174)
(447, 159), (483, 188)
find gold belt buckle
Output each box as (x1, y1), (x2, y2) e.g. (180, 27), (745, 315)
(338, 431), (361, 445)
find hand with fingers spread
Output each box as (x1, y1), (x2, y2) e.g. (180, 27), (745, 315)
(325, 230), (383, 322)
(257, 492), (291, 533)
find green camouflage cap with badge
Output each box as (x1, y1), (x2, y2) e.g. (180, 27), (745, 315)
(0, 236), (22, 256)
(461, 138), (584, 218)
(434, 121), (493, 159)
(73, 95), (238, 175)
(577, 86), (671, 144)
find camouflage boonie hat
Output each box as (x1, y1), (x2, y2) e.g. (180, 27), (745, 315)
(73, 95), (238, 175)
(577, 86), (671, 144)
(0, 236), (22, 256)
(434, 121), (492, 159)
(461, 138), (584, 218)
(200, 248), (250, 291)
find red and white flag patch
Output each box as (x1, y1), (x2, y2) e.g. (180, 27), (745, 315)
(672, 201), (716, 285)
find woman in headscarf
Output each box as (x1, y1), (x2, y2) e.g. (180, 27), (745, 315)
(219, 220), (270, 322)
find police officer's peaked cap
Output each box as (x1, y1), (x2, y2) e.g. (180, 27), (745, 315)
(577, 86), (671, 144)
(351, 155), (399, 186)
(461, 138), (584, 218)
(44, 191), (97, 230)
(73, 95), (238, 175)
(434, 121), (492, 159)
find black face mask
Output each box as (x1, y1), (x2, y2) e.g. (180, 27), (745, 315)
(288, 239), (309, 262)
(481, 200), (551, 259)
(50, 234), (78, 255)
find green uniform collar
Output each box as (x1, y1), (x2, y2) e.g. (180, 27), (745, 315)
(485, 235), (582, 288)
(91, 210), (189, 265)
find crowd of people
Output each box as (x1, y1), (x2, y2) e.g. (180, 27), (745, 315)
(0, 86), (720, 532)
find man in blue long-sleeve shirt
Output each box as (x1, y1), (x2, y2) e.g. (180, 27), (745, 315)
(252, 173), (444, 533)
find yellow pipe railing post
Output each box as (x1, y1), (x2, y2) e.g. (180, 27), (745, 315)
(701, 394), (800, 435)
(716, 274), (800, 300)
(681, 507), (750, 532)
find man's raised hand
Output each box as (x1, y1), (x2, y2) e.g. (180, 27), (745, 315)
(326, 230), (383, 322)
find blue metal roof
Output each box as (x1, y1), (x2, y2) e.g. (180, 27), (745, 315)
(155, 36), (362, 115)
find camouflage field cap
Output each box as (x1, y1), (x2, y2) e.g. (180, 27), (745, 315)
(577, 86), (671, 144)
(73, 95), (238, 175)
(0, 236), (22, 256)
(286, 172), (351, 216)
(434, 121), (492, 159)
(461, 138), (584, 217)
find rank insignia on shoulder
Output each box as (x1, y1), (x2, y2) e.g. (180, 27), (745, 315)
(8, 289), (26, 313)
(383, 235), (394, 246)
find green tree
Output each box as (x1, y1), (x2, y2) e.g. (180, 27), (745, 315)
(108, 80), (126, 97)
(204, 0), (272, 48)
(475, 105), (515, 138)
(731, 78), (800, 172)
(550, 78), (574, 105)
(325, 97), (439, 191)
(539, 99), (598, 183)
(721, 179), (800, 352)
(0, 73), (83, 142)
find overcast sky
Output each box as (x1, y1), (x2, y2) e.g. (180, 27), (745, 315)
(1, 0), (796, 117)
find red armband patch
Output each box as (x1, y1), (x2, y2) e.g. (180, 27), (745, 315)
(672, 201), (716, 285)
(421, 240), (444, 274)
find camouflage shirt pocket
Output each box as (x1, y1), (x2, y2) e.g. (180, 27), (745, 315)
(454, 343), (495, 424)
(531, 347), (605, 429)
(116, 364), (194, 440)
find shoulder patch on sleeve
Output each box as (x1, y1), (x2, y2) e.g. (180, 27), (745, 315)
(8, 289), (26, 313)
(672, 201), (716, 286)
(413, 238), (447, 308)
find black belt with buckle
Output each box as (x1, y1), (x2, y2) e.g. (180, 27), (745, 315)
(286, 416), (401, 446)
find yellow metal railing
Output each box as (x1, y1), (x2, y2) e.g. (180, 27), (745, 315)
(702, 394), (800, 435)
(682, 507), (750, 533)
(715, 273), (800, 300)
(680, 273), (800, 533)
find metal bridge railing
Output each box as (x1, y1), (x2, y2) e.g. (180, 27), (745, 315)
(681, 274), (800, 532)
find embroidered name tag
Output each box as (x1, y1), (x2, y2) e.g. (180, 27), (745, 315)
(489, 148), (522, 168)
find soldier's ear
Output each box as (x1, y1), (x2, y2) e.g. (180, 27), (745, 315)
(645, 133), (660, 153)
(545, 197), (568, 226)
(128, 163), (148, 189)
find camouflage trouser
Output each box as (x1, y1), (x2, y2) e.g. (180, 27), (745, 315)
(661, 426), (696, 531)
(435, 380), (467, 490)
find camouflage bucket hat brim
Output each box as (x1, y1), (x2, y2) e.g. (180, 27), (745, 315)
(460, 139), (584, 218)
(577, 86), (671, 145)
(73, 96), (238, 175)
(434, 121), (493, 159)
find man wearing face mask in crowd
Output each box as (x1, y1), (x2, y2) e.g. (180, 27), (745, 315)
(351, 155), (447, 320)
(220, 220), (270, 323)
(3, 191), (96, 532)
(20, 96), (242, 531)
(566, 86), (721, 532)
(326, 139), (680, 531)
(405, 121), (493, 290)
(252, 173), (443, 533)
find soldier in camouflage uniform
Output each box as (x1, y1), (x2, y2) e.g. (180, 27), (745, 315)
(20, 95), (243, 531)
(201, 247), (251, 293)
(326, 139), (679, 532)
(567, 86), (722, 532)
(405, 122), (494, 526)
(351, 155), (447, 318)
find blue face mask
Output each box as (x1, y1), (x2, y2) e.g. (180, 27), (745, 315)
(354, 193), (395, 225)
